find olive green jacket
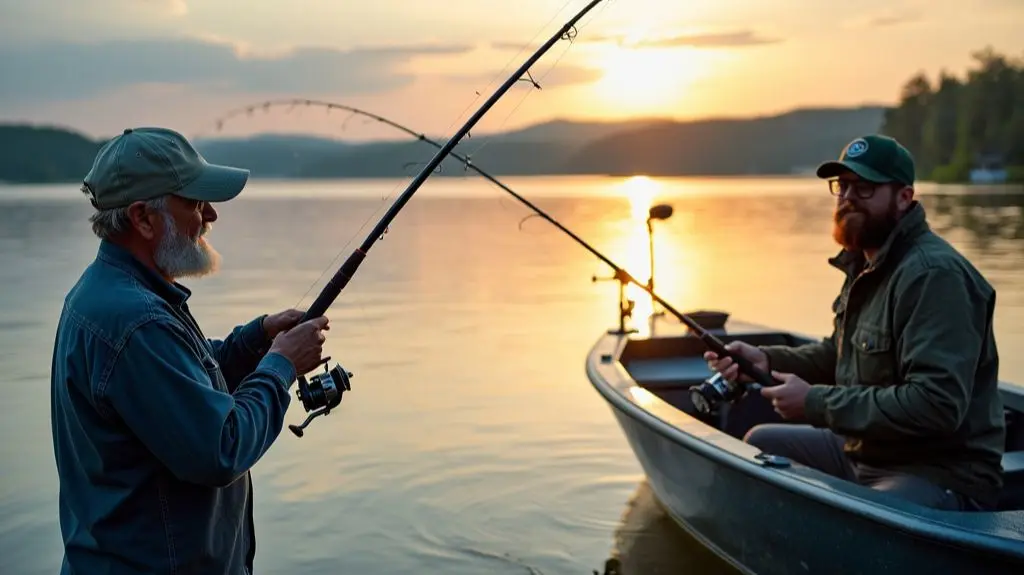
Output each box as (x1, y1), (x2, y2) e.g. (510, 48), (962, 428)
(760, 201), (1005, 507)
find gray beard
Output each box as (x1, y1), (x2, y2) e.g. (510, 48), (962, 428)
(153, 211), (221, 279)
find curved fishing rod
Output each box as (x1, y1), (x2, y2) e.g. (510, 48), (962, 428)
(218, 102), (776, 425)
(280, 0), (611, 436)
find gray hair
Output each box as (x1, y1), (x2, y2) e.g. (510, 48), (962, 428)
(82, 185), (169, 240)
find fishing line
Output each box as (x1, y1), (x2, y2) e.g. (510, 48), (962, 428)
(209, 0), (615, 436)
(433, 0), (577, 141)
(253, 2), (594, 311)
(203, 108), (417, 318)
(213, 98), (572, 240)
(457, 0), (618, 163)
(394, 0), (584, 181)
(453, 38), (574, 164)
(213, 90), (781, 433)
(187, 1), (589, 384)
(290, 180), (408, 311)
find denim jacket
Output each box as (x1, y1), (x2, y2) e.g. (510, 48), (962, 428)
(50, 240), (297, 574)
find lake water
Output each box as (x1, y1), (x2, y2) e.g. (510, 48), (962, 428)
(2, 175), (1023, 574)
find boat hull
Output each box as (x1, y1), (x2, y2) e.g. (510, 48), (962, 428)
(608, 402), (1024, 574)
(587, 313), (1024, 574)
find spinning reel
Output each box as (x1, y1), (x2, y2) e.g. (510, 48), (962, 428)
(288, 359), (353, 437)
(689, 371), (763, 416)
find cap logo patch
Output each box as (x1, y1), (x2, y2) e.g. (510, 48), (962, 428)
(846, 139), (869, 158)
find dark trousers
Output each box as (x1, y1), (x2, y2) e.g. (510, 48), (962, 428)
(745, 423), (982, 511)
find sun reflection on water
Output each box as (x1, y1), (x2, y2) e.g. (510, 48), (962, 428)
(619, 176), (663, 336)
(625, 175), (658, 220)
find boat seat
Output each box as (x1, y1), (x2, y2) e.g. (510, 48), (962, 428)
(998, 451), (1024, 510)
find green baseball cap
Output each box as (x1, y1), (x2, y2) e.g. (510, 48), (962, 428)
(816, 134), (915, 186)
(82, 127), (249, 210)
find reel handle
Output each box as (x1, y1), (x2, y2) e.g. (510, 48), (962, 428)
(288, 404), (329, 437)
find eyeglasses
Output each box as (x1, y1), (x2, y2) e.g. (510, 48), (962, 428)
(829, 179), (886, 200)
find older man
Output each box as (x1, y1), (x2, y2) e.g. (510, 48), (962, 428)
(705, 134), (1005, 511)
(51, 127), (330, 574)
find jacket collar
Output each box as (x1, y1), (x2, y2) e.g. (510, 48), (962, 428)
(828, 200), (930, 277)
(97, 239), (192, 306)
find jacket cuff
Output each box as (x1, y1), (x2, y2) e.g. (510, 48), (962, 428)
(759, 345), (804, 375)
(804, 385), (829, 427)
(241, 314), (273, 356)
(257, 352), (297, 389)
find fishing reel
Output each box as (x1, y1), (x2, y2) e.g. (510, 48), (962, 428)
(288, 359), (353, 438)
(689, 371), (754, 416)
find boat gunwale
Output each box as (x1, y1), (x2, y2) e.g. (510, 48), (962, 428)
(586, 319), (1024, 561)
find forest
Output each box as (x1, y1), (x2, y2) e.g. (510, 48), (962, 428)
(881, 47), (1024, 183)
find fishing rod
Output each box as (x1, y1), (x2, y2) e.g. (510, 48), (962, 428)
(219, 101), (776, 425)
(278, 0), (611, 437)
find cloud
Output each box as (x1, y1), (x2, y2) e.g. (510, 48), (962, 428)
(868, 14), (920, 26)
(841, 0), (930, 29)
(440, 64), (604, 89)
(845, 11), (923, 28)
(0, 37), (472, 105)
(138, 0), (188, 16)
(602, 30), (782, 49)
(629, 30), (782, 48)
(489, 41), (538, 52)
(0, 0), (189, 44)
(492, 29), (782, 51)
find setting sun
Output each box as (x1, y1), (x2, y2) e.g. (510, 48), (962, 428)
(593, 45), (716, 113)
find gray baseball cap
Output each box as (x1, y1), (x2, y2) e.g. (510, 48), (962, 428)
(82, 127), (249, 210)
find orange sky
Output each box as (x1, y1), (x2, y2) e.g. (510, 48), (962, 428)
(0, 0), (1021, 140)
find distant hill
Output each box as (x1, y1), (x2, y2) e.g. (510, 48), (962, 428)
(0, 106), (886, 184)
(0, 125), (102, 183)
(561, 107), (887, 176)
(193, 134), (354, 178)
(473, 117), (667, 146)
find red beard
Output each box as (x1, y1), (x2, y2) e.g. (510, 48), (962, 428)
(832, 200), (898, 252)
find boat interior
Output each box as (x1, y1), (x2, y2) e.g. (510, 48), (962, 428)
(616, 310), (1024, 513)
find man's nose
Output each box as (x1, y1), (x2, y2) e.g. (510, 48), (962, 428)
(202, 202), (218, 222)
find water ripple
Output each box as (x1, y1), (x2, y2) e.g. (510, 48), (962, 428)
(8, 180), (1023, 575)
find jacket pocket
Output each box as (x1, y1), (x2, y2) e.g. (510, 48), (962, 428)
(851, 324), (895, 386)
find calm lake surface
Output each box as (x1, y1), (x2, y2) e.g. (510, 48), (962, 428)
(2, 175), (1023, 574)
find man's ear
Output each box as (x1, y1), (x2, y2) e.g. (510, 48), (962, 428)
(897, 185), (915, 211)
(126, 202), (160, 240)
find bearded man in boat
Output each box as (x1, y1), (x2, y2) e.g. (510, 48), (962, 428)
(50, 127), (331, 574)
(705, 134), (1005, 512)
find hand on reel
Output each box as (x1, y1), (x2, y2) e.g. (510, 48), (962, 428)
(288, 357), (353, 438)
(690, 341), (777, 416)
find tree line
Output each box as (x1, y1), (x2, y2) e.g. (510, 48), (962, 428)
(881, 46), (1024, 183)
